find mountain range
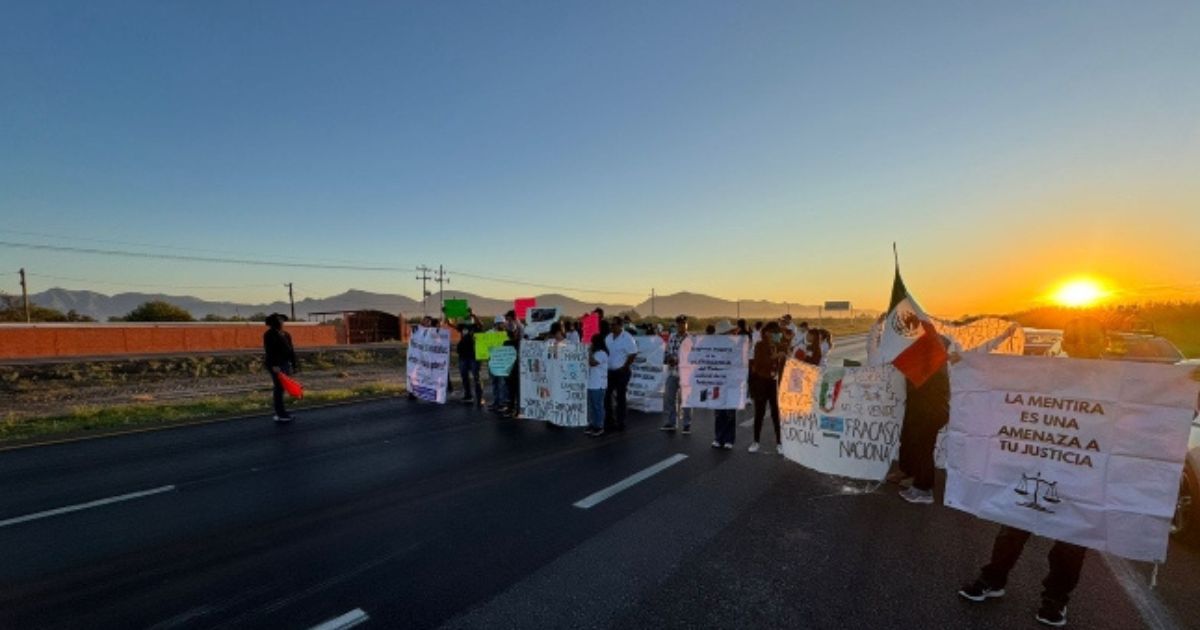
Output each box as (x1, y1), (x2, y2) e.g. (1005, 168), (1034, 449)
(29, 288), (874, 321)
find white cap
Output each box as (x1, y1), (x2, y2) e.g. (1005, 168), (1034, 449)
(494, 315), (506, 324)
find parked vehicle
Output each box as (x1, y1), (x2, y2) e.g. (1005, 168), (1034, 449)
(1022, 328), (1063, 357)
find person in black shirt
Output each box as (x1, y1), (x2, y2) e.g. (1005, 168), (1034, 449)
(456, 311), (484, 406)
(263, 313), (298, 422)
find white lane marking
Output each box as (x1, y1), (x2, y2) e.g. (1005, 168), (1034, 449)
(573, 454), (688, 509)
(0, 485), (176, 528)
(309, 608), (369, 630)
(1102, 554), (1180, 630)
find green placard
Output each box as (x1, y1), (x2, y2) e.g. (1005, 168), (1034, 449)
(474, 330), (508, 361)
(443, 299), (470, 320)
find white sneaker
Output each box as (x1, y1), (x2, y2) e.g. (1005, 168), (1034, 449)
(722, 443), (734, 450)
(901, 487), (934, 504)
(711, 440), (722, 448)
(748, 442), (761, 453)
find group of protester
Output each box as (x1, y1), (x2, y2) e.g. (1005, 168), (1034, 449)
(262, 309), (1125, 628)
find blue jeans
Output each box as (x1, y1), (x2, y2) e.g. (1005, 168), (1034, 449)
(491, 375), (508, 408)
(663, 373), (691, 428)
(588, 388), (606, 430)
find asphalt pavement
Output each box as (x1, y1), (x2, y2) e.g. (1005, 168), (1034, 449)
(1, 340), (1197, 629)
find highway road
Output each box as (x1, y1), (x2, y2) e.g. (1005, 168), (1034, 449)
(1, 337), (1197, 629)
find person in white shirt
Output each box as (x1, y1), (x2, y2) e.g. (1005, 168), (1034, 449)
(604, 317), (639, 431)
(586, 334), (608, 436)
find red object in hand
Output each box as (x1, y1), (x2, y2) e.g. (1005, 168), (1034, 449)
(277, 372), (304, 398)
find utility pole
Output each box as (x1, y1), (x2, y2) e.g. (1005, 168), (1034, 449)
(286, 282), (295, 321)
(434, 265), (450, 313)
(736, 299), (741, 319)
(19, 268), (30, 323)
(415, 265), (433, 315)
(650, 288), (656, 318)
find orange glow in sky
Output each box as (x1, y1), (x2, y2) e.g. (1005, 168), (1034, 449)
(1051, 278), (1110, 308)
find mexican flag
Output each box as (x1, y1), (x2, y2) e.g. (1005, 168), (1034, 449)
(878, 265), (947, 387)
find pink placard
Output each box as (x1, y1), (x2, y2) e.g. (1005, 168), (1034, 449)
(514, 297), (537, 320)
(580, 312), (600, 345)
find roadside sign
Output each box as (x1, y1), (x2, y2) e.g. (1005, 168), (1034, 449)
(824, 301), (851, 311)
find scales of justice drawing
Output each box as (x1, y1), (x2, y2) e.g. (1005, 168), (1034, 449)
(1014, 472), (1062, 513)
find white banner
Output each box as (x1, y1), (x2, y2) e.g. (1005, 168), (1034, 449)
(518, 339), (588, 427)
(406, 326), (451, 403)
(944, 353), (1199, 563)
(869, 316), (1024, 366)
(779, 360), (908, 480)
(629, 336), (667, 412)
(679, 335), (749, 409)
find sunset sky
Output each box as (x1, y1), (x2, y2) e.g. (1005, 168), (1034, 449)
(2, 2), (1198, 316)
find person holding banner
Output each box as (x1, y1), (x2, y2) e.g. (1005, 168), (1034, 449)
(748, 322), (786, 454)
(586, 334), (609, 436)
(605, 317), (639, 432)
(263, 313), (298, 423)
(660, 315), (692, 434)
(898, 336), (951, 505)
(957, 318), (1102, 627)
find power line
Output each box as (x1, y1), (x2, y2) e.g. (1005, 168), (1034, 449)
(0, 228), (400, 268)
(2, 237), (647, 298)
(23, 272), (281, 291)
(0, 240), (415, 273)
(447, 268), (642, 297)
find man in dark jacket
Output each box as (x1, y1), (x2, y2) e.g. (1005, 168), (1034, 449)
(263, 313), (298, 422)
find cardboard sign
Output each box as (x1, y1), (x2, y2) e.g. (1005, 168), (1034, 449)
(514, 297), (537, 320)
(518, 340), (588, 427)
(443, 299), (470, 320)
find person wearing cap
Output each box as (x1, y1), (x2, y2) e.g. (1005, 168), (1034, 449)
(263, 313), (298, 423)
(455, 309), (484, 407)
(660, 315), (692, 433)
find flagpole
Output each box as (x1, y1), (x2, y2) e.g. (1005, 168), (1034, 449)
(893, 242), (899, 268)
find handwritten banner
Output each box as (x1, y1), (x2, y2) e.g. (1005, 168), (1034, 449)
(629, 336), (667, 412)
(944, 353), (1199, 563)
(406, 326), (451, 403)
(679, 335), (749, 409)
(779, 360), (907, 480)
(518, 340), (588, 427)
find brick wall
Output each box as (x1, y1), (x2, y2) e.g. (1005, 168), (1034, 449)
(0, 323), (338, 360)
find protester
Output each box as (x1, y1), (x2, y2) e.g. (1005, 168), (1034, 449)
(660, 314), (692, 434)
(957, 317), (1105, 627)
(752, 321), (764, 346)
(748, 321), (785, 453)
(801, 328), (822, 366)
(504, 310), (522, 417)
(818, 328), (833, 366)
(456, 311), (484, 407)
(263, 313), (298, 423)
(566, 321), (581, 344)
(604, 317), (639, 431)
(488, 318), (516, 414)
(586, 333), (608, 436)
(897, 336), (951, 505)
(549, 321), (566, 342)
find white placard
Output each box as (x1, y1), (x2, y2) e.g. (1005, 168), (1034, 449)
(518, 339), (588, 427)
(779, 360), (907, 480)
(406, 326), (451, 403)
(679, 335), (749, 410)
(629, 336), (667, 413)
(944, 352), (1199, 563)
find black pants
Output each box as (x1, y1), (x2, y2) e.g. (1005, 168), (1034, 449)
(714, 409), (737, 445)
(751, 375), (780, 444)
(605, 367), (631, 429)
(911, 413), (947, 492)
(981, 526), (1087, 606)
(269, 363), (292, 417)
(459, 358), (483, 401)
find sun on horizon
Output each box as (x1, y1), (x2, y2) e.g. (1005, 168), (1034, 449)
(1051, 277), (1110, 308)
